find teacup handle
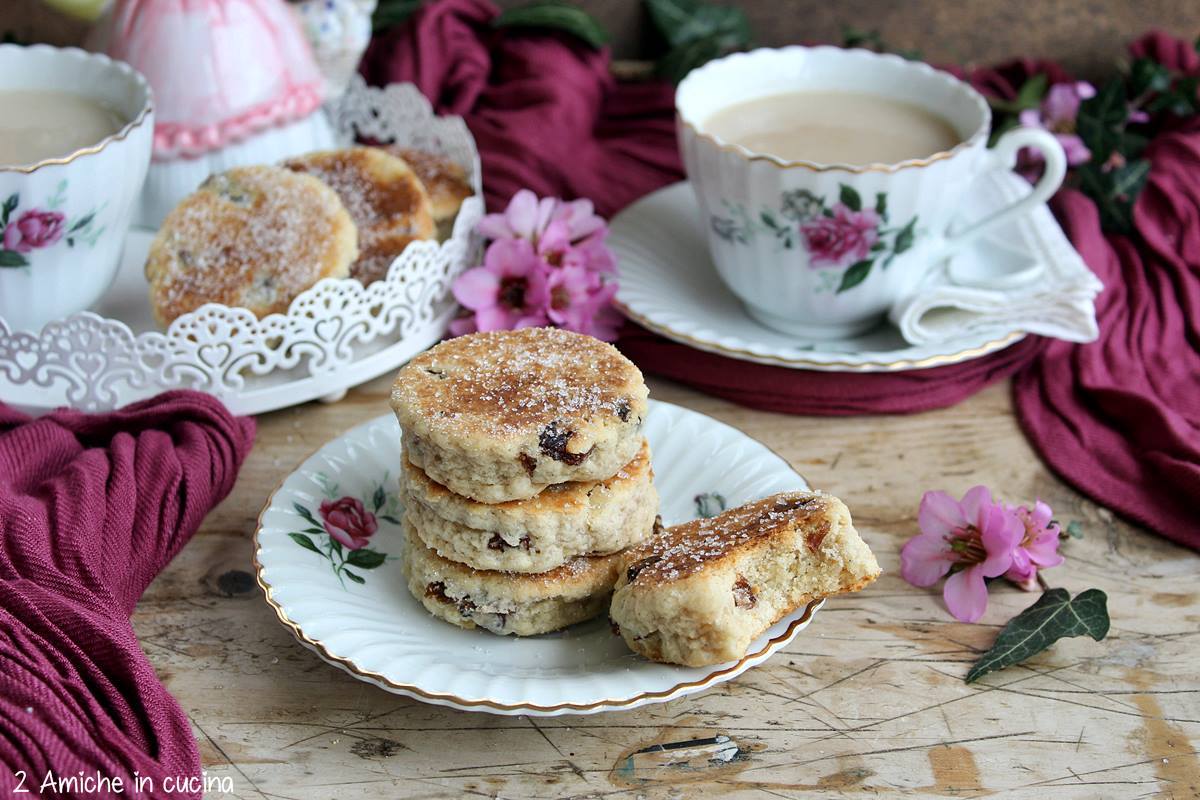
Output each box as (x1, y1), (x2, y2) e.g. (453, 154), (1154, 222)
(939, 127), (1067, 288)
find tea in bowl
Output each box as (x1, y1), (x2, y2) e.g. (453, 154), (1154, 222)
(0, 45), (153, 333)
(676, 46), (1066, 339)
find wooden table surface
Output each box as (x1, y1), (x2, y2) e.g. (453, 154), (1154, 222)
(134, 374), (1200, 799)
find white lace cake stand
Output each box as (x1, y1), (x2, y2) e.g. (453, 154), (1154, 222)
(0, 80), (482, 416)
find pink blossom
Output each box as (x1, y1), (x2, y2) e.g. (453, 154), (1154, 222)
(799, 204), (879, 269)
(1003, 500), (1065, 590)
(901, 486), (1024, 623)
(453, 189), (619, 340)
(320, 496), (377, 550)
(3, 209), (65, 253)
(547, 268), (620, 340)
(1019, 81), (1096, 167)
(451, 238), (549, 335)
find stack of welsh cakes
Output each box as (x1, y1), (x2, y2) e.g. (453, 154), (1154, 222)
(389, 328), (659, 636)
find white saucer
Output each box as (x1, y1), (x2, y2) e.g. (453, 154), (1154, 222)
(255, 400), (821, 716)
(612, 181), (1035, 372)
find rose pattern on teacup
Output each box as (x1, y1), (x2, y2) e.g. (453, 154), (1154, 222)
(0, 180), (106, 268)
(710, 184), (919, 294)
(287, 470), (401, 588)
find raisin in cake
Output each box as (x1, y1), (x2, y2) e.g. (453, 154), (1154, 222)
(609, 491), (880, 666)
(401, 519), (622, 635)
(401, 438), (658, 572)
(390, 328), (648, 503)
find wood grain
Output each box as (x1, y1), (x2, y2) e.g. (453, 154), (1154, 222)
(134, 374), (1200, 799)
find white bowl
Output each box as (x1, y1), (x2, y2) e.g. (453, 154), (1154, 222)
(0, 45), (153, 333)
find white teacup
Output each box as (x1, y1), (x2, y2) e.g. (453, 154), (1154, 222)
(0, 45), (153, 333)
(677, 46), (1066, 339)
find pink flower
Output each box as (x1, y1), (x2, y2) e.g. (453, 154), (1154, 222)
(901, 486), (1024, 623)
(1003, 500), (1065, 590)
(1019, 81), (1096, 167)
(3, 209), (66, 253)
(320, 496), (377, 550)
(547, 267), (621, 340)
(453, 189), (619, 340)
(451, 238), (549, 335)
(799, 204), (879, 269)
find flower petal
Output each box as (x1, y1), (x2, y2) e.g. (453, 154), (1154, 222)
(900, 533), (953, 587)
(475, 305), (519, 331)
(943, 566), (989, 623)
(504, 190), (541, 239)
(918, 490), (966, 538)
(1018, 108), (1044, 129)
(452, 267), (499, 309)
(979, 505), (1021, 577)
(447, 315), (478, 337)
(959, 485), (995, 529)
(476, 212), (513, 241)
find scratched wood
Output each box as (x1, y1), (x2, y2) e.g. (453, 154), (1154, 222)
(132, 376), (1200, 799)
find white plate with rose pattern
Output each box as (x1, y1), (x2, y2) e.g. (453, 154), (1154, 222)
(255, 399), (822, 715)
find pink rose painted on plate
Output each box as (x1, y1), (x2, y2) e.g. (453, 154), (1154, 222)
(320, 496), (378, 550)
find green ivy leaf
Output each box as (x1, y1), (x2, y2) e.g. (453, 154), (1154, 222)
(989, 74), (1049, 114)
(343, 570), (366, 584)
(837, 260), (873, 293)
(646, 0), (700, 43)
(329, 538), (344, 559)
(838, 184), (862, 212)
(1015, 73), (1049, 110)
(0, 250), (28, 268)
(382, 514), (402, 525)
(841, 26), (883, 50)
(1077, 158), (1150, 235)
(893, 216), (917, 255)
(874, 192), (887, 219)
(966, 588), (1109, 683)
(647, 0), (747, 49)
(346, 549), (387, 569)
(655, 34), (721, 84)
(494, 1), (609, 49)
(1076, 78), (1128, 163)
(372, 485), (386, 512)
(987, 115), (1020, 149)
(372, 0), (423, 32)
(647, 0), (750, 83)
(1128, 57), (1172, 97)
(287, 533), (322, 555)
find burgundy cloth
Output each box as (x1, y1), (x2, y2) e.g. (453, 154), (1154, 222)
(364, 9), (1198, 546)
(1010, 32), (1200, 548)
(361, 0), (681, 218)
(0, 392), (254, 797)
(619, 320), (1043, 415)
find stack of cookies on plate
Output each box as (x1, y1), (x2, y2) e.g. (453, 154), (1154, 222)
(389, 327), (659, 636)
